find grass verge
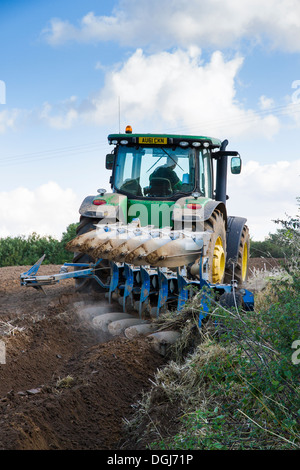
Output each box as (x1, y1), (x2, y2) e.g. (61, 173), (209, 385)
(124, 268), (300, 450)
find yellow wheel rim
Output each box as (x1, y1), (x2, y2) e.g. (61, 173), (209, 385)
(212, 236), (225, 283)
(241, 242), (248, 281)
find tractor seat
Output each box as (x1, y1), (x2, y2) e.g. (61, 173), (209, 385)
(145, 177), (172, 197)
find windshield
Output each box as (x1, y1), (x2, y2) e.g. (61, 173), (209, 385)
(114, 145), (206, 198)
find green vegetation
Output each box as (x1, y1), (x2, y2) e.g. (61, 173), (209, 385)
(250, 230), (294, 258)
(0, 223), (78, 267)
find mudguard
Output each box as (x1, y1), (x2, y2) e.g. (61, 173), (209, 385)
(79, 193), (128, 223)
(203, 200), (227, 226)
(172, 197), (227, 230)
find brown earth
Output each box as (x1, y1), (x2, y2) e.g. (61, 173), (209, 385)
(0, 257), (278, 450)
(0, 264), (166, 450)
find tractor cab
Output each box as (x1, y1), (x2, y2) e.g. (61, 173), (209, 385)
(106, 129), (221, 201)
(106, 127), (241, 204)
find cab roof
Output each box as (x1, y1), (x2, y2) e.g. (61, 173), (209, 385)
(108, 132), (222, 149)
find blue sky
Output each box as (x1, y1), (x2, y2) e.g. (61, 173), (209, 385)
(0, 0), (300, 240)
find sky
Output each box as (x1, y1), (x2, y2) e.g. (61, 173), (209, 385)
(0, 0), (300, 241)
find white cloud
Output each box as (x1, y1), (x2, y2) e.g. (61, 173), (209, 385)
(21, 47), (281, 140)
(259, 95), (275, 110)
(78, 48), (280, 140)
(0, 109), (22, 134)
(0, 47), (290, 140)
(0, 182), (80, 239)
(226, 159), (300, 240)
(39, 99), (79, 130)
(42, 0), (300, 52)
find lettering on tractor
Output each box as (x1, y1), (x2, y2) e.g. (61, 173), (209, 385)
(20, 126), (254, 348)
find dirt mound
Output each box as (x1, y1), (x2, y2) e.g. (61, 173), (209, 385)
(0, 265), (165, 450)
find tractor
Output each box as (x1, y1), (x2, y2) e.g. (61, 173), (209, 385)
(65, 126), (252, 316)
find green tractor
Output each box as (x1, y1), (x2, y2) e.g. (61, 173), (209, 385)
(67, 126), (251, 313)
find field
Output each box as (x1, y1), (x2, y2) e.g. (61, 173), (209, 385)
(0, 258), (293, 450)
(0, 264), (166, 450)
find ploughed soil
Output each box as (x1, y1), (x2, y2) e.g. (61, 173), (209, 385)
(0, 264), (166, 450)
(0, 257), (279, 450)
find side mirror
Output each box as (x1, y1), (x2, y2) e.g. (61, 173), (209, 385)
(106, 153), (114, 170)
(231, 156), (242, 174)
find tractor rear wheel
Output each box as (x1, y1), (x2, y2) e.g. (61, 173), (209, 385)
(204, 209), (227, 284)
(225, 225), (250, 286)
(73, 216), (110, 293)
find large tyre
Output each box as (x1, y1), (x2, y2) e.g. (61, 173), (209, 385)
(73, 216), (110, 293)
(204, 209), (227, 284)
(225, 225), (250, 286)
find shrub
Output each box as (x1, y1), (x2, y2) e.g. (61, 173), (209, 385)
(0, 223), (78, 267)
